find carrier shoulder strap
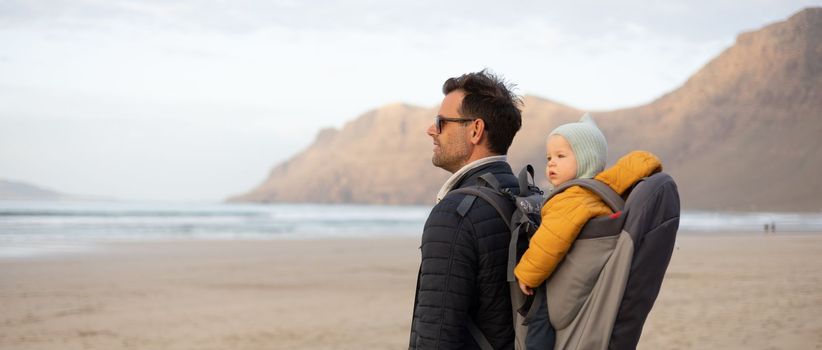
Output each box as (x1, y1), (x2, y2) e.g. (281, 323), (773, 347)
(452, 185), (524, 283)
(518, 165), (539, 197)
(466, 318), (494, 350)
(450, 186), (514, 229)
(548, 178), (625, 212)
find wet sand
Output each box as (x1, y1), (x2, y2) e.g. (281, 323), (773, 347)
(1, 233), (821, 349)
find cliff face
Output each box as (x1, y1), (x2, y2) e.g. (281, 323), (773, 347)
(0, 179), (65, 200)
(596, 7), (822, 211)
(228, 104), (447, 204)
(230, 8), (822, 211)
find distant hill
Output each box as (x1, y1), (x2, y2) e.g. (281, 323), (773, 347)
(230, 8), (822, 212)
(0, 179), (67, 200)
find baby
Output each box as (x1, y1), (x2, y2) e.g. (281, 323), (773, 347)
(515, 114), (662, 295)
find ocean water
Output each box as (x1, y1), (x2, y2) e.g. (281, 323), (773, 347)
(1, 200), (821, 258)
(0, 200), (430, 258)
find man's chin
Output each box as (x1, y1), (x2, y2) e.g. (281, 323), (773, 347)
(433, 159), (461, 174)
(431, 157), (444, 169)
(431, 157), (451, 172)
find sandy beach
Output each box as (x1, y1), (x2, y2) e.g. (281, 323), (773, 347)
(2, 233), (821, 349)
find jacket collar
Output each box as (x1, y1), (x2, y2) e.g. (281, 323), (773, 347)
(435, 155), (508, 203)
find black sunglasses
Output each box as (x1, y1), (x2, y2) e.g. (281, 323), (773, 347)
(433, 115), (477, 134)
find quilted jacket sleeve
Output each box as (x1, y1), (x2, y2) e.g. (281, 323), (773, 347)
(513, 188), (611, 288)
(410, 199), (479, 349)
(410, 193), (514, 350)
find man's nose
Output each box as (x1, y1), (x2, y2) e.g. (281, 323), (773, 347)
(426, 122), (437, 136)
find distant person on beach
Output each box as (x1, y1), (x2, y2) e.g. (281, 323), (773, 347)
(408, 70), (522, 349)
(511, 114), (662, 347)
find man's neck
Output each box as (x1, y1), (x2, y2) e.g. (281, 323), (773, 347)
(436, 154), (508, 203)
(464, 149), (497, 166)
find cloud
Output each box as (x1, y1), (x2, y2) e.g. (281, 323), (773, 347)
(1, 0), (818, 200)
(2, 1), (816, 40)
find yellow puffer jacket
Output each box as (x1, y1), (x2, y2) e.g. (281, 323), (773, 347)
(514, 151), (662, 288)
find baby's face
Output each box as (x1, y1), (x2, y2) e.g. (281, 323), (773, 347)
(546, 134), (578, 187)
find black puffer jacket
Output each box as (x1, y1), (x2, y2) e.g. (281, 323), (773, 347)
(409, 161), (518, 350)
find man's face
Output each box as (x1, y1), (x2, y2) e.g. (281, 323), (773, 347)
(427, 91), (472, 173)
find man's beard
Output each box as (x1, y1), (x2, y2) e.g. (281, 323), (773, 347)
(432, 138), (470, 173)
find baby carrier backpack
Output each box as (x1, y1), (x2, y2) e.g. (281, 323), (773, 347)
(452, 165), (680, 350)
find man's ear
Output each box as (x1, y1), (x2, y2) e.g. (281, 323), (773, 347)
(469, 118), (485, 145)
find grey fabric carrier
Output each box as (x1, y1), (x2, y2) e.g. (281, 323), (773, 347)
(608, 172), (680, 349)
(545, 172), (680, 350)
(453, 168), (679, 350)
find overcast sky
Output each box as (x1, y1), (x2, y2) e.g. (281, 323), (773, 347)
(1, 0), (819, 201)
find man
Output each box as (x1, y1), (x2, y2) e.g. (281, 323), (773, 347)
(409, 70), (523, 349)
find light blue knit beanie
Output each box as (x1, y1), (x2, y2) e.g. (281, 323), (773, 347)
(549, 113), (608, 179)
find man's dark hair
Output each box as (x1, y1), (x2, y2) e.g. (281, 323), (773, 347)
(442, 69), (523, 155)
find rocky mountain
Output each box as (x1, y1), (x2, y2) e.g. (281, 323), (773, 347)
(230, 8), (822, 211)
(0, 179), (66, 201)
